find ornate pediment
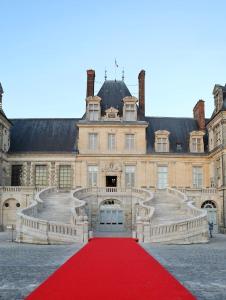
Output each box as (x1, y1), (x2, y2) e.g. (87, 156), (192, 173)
(101, 162), (122, 172)
(103, 107), (120, 121)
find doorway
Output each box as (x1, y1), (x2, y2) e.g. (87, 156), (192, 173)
(99, 199), (124, 232)
(201, 200), (218, 233)
(106, 176), (117, 187)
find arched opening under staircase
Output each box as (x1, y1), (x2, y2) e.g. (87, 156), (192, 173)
(201, 200), (218, 233)
(98, 199), (124, 232)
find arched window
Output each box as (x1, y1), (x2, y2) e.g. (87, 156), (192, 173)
(201, 200), (216, 209)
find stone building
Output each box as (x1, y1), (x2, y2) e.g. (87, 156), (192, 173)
(0, 69), (225, 242)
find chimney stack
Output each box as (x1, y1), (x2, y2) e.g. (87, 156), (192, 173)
(86, 69), (95, 97)
(138, 70), (145, 117)
(193, 100), (205, 130)
(0, 82), (3, 110)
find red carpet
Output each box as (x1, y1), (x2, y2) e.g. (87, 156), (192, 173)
(26, 238), (195, 300)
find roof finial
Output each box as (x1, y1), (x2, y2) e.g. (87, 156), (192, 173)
(104, 69), (107, 81)
(122, 68), (125, 81)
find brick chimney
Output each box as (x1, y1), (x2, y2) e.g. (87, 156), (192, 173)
(138, 70), (145, 117)
(86, 69), (95, 97)
(193, 100), (205, 130)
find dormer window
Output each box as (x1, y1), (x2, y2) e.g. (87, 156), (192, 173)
(125, 104), (136, 121)
(154, 130), (170, 152)
(189, 131), (205, 153)
(89, 104), (99, 121)
(123, 96), (138, 121)
(214, 90), (223, 112)
(86, 96), (101, 121)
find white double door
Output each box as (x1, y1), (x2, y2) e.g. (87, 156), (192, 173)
(99, 207), (124, 231)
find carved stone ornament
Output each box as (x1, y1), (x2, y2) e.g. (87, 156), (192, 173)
(101, 162), (122, 172)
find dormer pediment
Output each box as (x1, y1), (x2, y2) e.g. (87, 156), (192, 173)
(155, 130), (170, 137)
(122, 96), (138, 103)
(86, 95), (102, 104)
(103, 106), (120, 121)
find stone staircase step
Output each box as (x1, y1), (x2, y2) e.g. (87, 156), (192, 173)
(37, 192), (74, 223)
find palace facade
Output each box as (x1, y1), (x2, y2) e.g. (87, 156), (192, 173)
(0, 70), (225, 236)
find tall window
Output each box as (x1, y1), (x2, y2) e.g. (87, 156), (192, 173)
(88, 165), (98, 187)
(108, 134), (116, 151)
(191, 137), (202, 152)
(214, 124), (221, 147)
(192, 166), (203, 188)
(35, 165), (47, 186)
(89, 103), (99, 121)
(59, 165), (71, 188)
(156, 137), (168, 152)
(11, 165), (23, 186)
(125, 104), (136, 121)
(88, 133), (98, 151)
(125, 165), (135, 187)
(157, 166), (168, 189)
(125, 134), (135, 151)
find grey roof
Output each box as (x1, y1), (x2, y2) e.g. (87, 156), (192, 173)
(97, 80), (132, 115)
(145, 116), (208, 153)
(9, 119), (80, 153)
(9, 117), (208, 154)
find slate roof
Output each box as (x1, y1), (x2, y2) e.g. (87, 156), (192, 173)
(9, 119), (80, 153)
(9, 116), (209, 154)
(97, 80), (132, 115)
(145, 116), (209, 153)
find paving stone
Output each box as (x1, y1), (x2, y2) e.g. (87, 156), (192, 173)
(0, 231), (226, 299)
(142, 234), (226, 300)
(0, 232), (82, 299)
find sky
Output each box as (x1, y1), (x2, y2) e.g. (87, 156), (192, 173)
(0, 0), (226, 119)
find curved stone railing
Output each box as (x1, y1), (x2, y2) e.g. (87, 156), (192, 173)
(132, 188), (155, 222)
(16, 187), (88, 244)
(136, 187), (209, 244)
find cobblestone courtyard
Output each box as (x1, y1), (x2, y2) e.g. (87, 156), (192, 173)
(143, 235), (226, 300)
(0, 232), (225, 299)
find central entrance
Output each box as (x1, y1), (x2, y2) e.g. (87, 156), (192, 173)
(106, 176), (117, 187)
(99, 199), (124, 232)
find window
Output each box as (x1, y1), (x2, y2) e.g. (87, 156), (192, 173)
(89, 103), (99, 121)
(157, 166), (168, 189)
(192, 166), (203, 188)
(216, 159), (221, 185)
(35, 165), (47, 186)
(125, 134), (135, 151)
(191, 138), (202, 152)
(214, 124), (221, 147)
(125, 165), (135, 187)
(108, 134), (116, 151)
(88, 165), (98, 187)
(125, 104), (136, 121)
(59, 165), (71, 188)
(88, 133), (98, 151)
(11, 165), (23, 186)
(156, 137), (168, 152)
(154, 131), (170, 152)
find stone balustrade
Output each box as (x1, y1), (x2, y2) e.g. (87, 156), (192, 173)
(136, 187), (209, 244)
(16, 187), (88, 244)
